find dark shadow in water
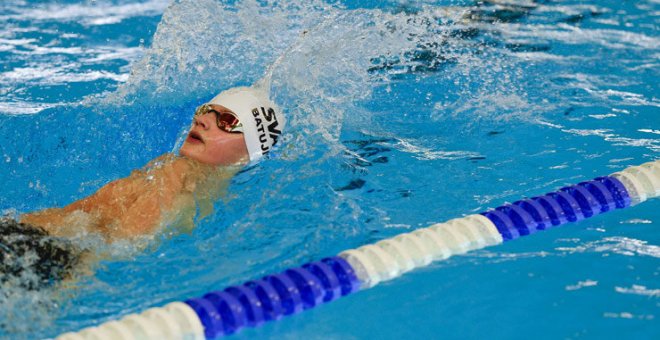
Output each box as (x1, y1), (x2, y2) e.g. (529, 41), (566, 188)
(368, 0), (604, 77)
(335, 136), (395, 191)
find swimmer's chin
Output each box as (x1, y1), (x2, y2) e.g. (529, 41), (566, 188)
(177, 151), (248, 168)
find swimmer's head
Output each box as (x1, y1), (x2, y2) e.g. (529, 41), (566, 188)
(179, 87), (285, 166)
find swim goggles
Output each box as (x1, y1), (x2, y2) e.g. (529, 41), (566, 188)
(193, 103), (244, 134)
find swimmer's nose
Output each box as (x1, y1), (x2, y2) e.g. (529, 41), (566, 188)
(195, 113), (212, 130)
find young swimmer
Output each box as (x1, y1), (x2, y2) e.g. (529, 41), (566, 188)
(0, 86), (285, 288)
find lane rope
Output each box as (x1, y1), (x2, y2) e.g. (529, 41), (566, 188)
(57, 160), (659, 339)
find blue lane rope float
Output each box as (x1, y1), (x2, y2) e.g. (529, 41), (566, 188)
(57, 160), (660, 339)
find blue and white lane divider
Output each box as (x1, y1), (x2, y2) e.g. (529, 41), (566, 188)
(57, 160), (660, 339)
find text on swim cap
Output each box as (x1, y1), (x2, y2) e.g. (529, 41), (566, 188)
(252, 107), (282, 154)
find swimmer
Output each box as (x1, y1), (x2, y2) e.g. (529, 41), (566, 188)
(0, 86), (285, 288)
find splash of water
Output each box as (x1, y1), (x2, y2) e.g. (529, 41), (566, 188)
(101, 0), (529, 157)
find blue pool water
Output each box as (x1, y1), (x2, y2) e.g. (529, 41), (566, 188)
(1, 0), (658, 338)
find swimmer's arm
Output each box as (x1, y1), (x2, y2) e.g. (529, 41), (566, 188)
(19, 208), (68, 233)
(19, 175), (140, 236)
(21, 155), (230, 239)
(22, 155), (193, 237)
(104, 156), (199, 237)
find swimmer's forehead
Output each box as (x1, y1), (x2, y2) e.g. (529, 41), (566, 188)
(208, 104), (235, 113)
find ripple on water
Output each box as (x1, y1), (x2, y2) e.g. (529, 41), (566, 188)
(555, 236), (660, 258)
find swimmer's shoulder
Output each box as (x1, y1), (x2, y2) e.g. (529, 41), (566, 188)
(134, 153), (191, 182)
(142, 153), (178, 171)
(142, 153), (239, 191)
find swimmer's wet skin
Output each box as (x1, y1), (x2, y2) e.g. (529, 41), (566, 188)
(8, 86), (285, 289)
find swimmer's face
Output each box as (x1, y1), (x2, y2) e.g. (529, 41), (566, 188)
(179, 105), (249, 166)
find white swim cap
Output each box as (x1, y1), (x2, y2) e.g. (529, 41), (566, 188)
(209, 86), (285, 162)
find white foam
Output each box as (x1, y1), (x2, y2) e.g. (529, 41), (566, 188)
(494, 22), (659, 50)
(0, 0), (170, 26)
(1, 65), (129, 84)
(561, 129), (660, 153)
(0, 102), (59, 115)
(555, 236), (660, 258)
(614, 285), (660, 297)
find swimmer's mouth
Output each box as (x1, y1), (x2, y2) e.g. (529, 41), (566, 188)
(188, 131), (204, 143)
